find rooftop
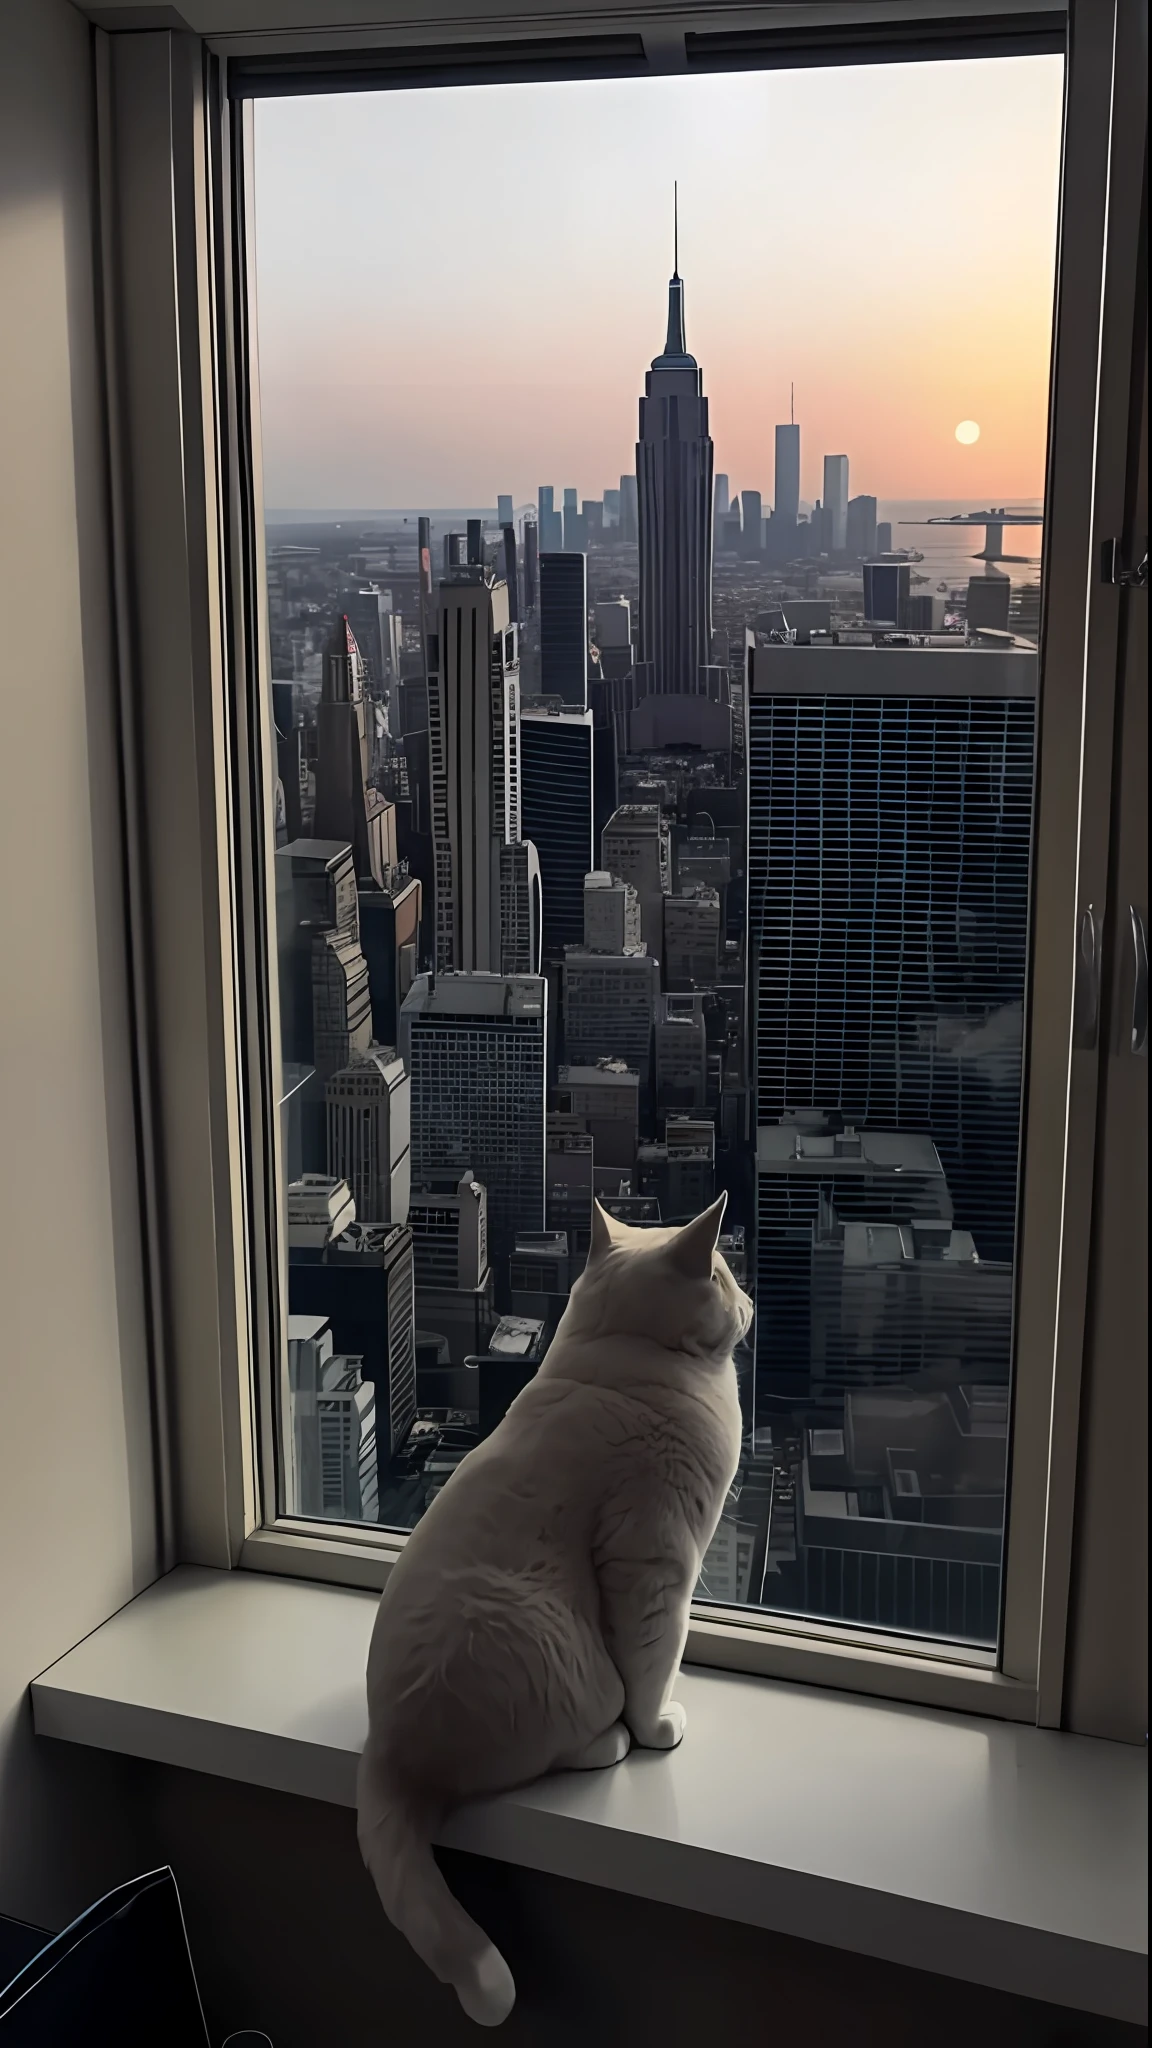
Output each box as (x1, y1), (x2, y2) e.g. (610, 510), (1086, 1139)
(757, 1124), (947, 1178)
(402, 972), (544, 1021)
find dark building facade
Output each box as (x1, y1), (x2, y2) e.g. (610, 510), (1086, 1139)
(635, 255), (714, 695)
(520, 707), (595, 958)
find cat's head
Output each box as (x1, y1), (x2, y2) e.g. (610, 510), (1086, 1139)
(567, 1192), (753, 1360)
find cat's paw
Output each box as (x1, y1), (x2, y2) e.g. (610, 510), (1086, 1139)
(633, 1701), (687, 1750)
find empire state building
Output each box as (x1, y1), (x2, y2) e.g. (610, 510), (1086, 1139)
(635, 231), (715, 696)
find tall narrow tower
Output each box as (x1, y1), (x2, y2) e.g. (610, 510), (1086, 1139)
(636, 192), (714, 696)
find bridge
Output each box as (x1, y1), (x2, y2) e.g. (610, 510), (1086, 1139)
(901, 508), (1044, 564)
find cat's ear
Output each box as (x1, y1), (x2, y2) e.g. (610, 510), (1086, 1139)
(669, 1192), (728, 1280)
(588, 1198), (620, 1262)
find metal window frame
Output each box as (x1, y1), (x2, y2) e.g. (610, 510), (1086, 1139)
(96, 0), (1146, 1731)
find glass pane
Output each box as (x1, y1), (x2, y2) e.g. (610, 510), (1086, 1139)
(251, 51), (1063, 1647)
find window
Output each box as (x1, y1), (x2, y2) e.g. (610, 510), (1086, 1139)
(99, 2), (1146, 1725)
(249, 37), (1063, 1657)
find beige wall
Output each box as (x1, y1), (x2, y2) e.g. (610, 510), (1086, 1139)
(0, 0), (158, 1926)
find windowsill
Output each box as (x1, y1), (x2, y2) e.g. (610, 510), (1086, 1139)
(31, 1566), (1147, 2027)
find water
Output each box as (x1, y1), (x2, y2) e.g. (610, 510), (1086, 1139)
(879, 498), (1044, 591)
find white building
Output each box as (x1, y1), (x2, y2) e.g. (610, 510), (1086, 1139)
(326, 1049), (410, 1226)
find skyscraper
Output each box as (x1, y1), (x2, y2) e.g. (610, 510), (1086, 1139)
(601, 803), (670, 958)
(748, 639), (1036, 1272)
(740, 489), (762, 559)
(846, 494), (878, 559)
(520, 706), (594, 957)
(822, 455), (849, 553)
(401, 972), (547, 1284)
(326, 1049), (411, 1226)
(539, 552), (588, 707)
(313, 615), (392, 888)
(774, 422), (800, 524)
(429, 568), (521, 974)
(537, 485), (562, 552)
(497, 493), (513, 526)
(619, 474), (638, 545)
(562, 948), (659, 1088)
(635, 220), (714, 695)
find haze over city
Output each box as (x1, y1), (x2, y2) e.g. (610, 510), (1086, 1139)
(253, 54), (1063, 511)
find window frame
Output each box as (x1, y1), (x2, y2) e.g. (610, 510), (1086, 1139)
(96, 0), (1146, 1731)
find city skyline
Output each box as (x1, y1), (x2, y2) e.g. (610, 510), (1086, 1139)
(253, 55), (1063, 509)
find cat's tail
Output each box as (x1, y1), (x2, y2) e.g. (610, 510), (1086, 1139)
(356, 1748), (515, 2028)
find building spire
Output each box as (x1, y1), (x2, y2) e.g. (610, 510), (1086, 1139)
(655, 181), (695, 366)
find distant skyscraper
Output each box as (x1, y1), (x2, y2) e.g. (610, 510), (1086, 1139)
(562, 487), (582, 551)
(429, 569), (521, 974)
(499, 840), (543, 976)
(603, 487), (621, 529)
(538, 485), (562, 552)
(401, 972), (546, 1283)
(876, 520), (893, 553)
(523, 518), (538, 610)
(823, 455), (849, 552)
(501, 525), (519, 621)
(539, 552), (588, 708)
(619, 473), (638, 545)
(635, 224), (714, 694)
(740, 489), (762, 559)
(497, 493), (514, 526)
(313, 616), (391, 888)
(520, 706), (594, 957)
(846, 494), (878, 559)
(714, 473), (730, 519)
(774, 423), (800, 524)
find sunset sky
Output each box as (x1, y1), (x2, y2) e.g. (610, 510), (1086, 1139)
(252, 53), (1064, 512)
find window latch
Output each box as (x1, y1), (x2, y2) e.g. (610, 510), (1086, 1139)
(1100, 537), (1149, 588)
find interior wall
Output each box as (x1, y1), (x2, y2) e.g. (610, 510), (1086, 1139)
(0, 0), (158, 1927)
(142, 1762), (1147, 2048)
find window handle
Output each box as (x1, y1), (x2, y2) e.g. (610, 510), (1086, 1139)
(1131, 905), (1149, 1057)
(1072, 903), (1102, 1050)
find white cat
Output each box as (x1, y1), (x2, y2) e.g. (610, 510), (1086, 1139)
(356, 1192), (752, 2027)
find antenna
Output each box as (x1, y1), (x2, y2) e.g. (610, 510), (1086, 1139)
(674, 180), (679, 275)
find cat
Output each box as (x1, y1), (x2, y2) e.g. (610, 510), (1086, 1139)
(356, 1191), (752, 2027)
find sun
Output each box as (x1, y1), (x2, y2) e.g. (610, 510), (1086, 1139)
(955, 420), (981, 445)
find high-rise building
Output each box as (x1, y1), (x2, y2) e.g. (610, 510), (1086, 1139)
(523, 519), (538, 611)
(539, 552), (588, 708)
(537, 485), (562, 553)
(285, 1313), (379, 1522)
(408, 1172), (488, 1290)
(357, 871), (422, 1046)
(557, 1059), (639, 1171)
(501, 526), (519, 622)
(582, 869), (641, 954)
(603, 487), (621, 530)
(748, 639), (1037, 1280)
(740, 489), (762, 559)
(429, 568), (521, 973)
(663, 883), (721, 989)
(401, 972), (547, 1282)
(774, 423), (800, 524)
(863, 559), (911, 625)
(498, 839), (542, 975)
(313, 615), (393, 887)
(497, 493), (513, 527)
(635, 246), (714, 693)
(311, 927), (372, 1080)
(562, 950), (658, 1087)
(562, 488), (583, 552)
(545, 1114), (594, 1267)
(876, 520), (893, 553)
(822, 455), (849, 552)
(594, 597), (631, 650)
(655, 991), (708, 1108)
(601, 803), (670, 958)
(714, 472), (730, 520)
(288, 1224), (417, 1464)
(846, 494), (878, 559)
(325, 1049), (411, 1226)
(966, 575), (1012, 633)
(619, 473), (638, 545)
(520, 706), (594, 958)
